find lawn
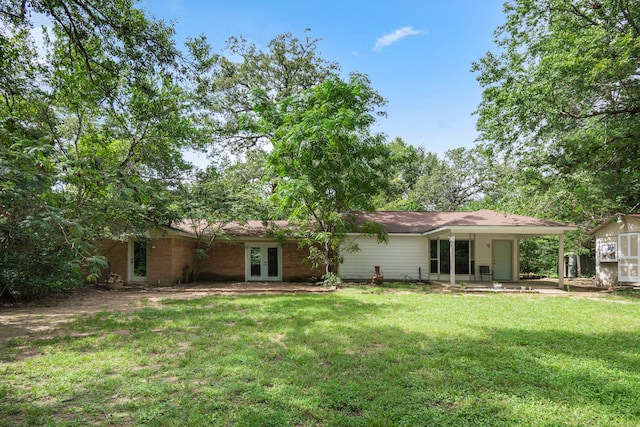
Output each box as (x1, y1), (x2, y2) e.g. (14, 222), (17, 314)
(1, 286), (640, 426)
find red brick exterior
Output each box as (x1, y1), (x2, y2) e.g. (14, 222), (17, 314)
(281, 242), (324, 281)
(97, 234), (321, 284)
(146, 237), (194, 285)
(97, 239), (128, 280)
(198, 241), (246, 281)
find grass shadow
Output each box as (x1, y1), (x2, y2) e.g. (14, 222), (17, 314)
(1, 291), (639, 426)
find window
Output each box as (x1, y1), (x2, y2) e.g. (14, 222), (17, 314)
(429, 238), (474, 275)
(455, 240), (470, 274)
(619, 234), (640, 282)
(430, 240), (438, 273)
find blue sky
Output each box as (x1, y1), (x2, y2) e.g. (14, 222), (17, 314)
(139, 0), (506, 158)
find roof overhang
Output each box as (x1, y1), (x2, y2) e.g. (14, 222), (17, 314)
(423, 225), (578, 237)
(345, 232), (422, 238)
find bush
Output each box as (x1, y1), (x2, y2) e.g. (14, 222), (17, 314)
(1, 245), (84, 300)
(321, 272), (343, 288)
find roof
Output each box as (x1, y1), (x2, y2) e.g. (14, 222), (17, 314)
(588, 213), (640, 235)
(170, 219), (292, 238)
(169, 210), (575, 238)
(348, 209), (575, 234)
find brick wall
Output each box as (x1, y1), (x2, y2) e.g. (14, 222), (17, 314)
(97, 240), (128, 280)
(98, 236), (323, 284)
(282, 242), (324, 281)
(146, 237), (195, 285)
(198, 241), (246, 281)
(171, 238), (194, 283)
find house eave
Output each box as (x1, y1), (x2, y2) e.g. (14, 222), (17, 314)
(345, 232), (423, 237)
(422, 225), (577, 237)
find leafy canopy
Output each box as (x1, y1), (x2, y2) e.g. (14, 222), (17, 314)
(473, 0), (640, 226)
(251, 73), (391, 273)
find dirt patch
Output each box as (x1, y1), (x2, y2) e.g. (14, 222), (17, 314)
(0, 282), (332, 346)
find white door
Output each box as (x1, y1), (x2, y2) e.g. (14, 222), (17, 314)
(493, 240), (513, 281)
(246, 245), (281, 281)
(129, 239), (147, 282)
(618, 233), (640, 282)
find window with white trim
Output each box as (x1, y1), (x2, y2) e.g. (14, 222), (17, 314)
(618, 233), (640, 282)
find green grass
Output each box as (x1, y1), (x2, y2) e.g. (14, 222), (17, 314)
(2, 286), (640, 426)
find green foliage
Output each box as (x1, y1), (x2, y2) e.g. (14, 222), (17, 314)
(199, 30), (340, 152)
(175, 158), (275, 282)
(252, 73), (391, 273)
(0, 1), (204, 298)
(473, 0), (640, 226)
(374, 138), (435, 210)
(321, 271), (343, 288)
(2, 290), (640, 425)
(410, 146), (491, 211)
(520, 237), (559, 276)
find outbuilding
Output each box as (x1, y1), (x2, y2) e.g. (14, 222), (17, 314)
(589, 214), (640, 287)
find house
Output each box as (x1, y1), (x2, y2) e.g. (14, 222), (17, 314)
(589, 213), (640, 287)
(341, 210), (576, 286)
(97, 209), (576, 286)
(97, 220), (324, 285)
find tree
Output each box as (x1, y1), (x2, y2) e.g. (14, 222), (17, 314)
(251, 73), (391, 276)
(374, 138), (435, 210)
(410, 147), (489, 211)
(473, 0), (640, 226)
(175, 153), (276, 282)
(0, 0), (204, 298)
(197, 30), (340, 152)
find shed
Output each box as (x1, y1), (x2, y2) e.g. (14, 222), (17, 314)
(589, 214), (640, 287)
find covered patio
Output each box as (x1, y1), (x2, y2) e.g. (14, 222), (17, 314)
(341, 210), (577, 288)
(424, 221), (577, 288)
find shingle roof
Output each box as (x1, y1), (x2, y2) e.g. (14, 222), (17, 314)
(347, 209), (573, 233)
(169, 210), (574, 237)
(170, 219), (291, 237)
(588, 213), (640, 235)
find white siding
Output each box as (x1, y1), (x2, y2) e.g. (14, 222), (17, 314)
(340, 235), (428, 281)
(594, 217), (640, 286)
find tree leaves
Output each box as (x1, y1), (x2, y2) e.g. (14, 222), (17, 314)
(253, 73), (391, 273)
(474, 0), (640, 226)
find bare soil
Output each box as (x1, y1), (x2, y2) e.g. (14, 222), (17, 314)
(0, 282), (332, 346)
(0, 279), (610, 346)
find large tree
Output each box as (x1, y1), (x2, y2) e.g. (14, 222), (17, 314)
(175, 153), (275, 282)
(373, 138), (435, 211)
(196, 30), (340, 152)
(0, 0), (204, 298)
(251, 73), (391, 277)
(473, 0), (640, 226)
(410, 146), (490, 211)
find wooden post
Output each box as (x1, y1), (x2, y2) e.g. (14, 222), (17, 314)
(450, 234), (456, 286)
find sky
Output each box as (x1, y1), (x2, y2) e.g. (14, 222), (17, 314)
(138, 0), (507, 159)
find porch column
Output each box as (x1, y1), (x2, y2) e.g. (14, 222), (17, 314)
(449, 234), (456, 286)
(558, 232), (565, 289)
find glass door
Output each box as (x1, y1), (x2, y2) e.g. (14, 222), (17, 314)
(247, 245), (281, 281)
(129, 238), (147, 282)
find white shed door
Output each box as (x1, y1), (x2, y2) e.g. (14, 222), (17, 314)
(618, 233), (640, 282)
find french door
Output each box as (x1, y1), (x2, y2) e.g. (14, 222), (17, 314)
(619, 233), (640, 282)
(246, 245), (281, 281)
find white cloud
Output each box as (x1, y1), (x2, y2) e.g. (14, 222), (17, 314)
(373, 26), (424, 52)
